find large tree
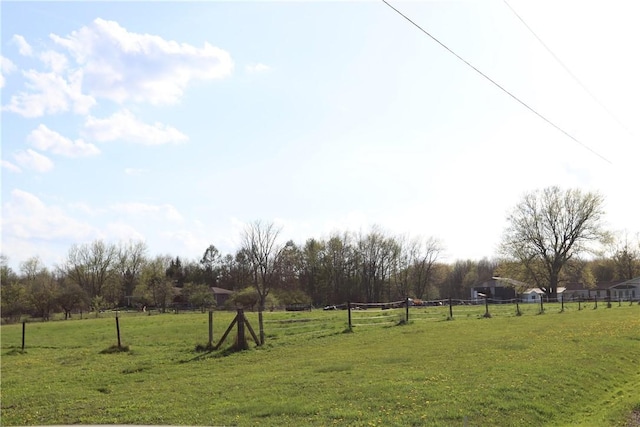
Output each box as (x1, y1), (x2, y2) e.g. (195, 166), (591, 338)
(500, 186), (608, 300)
(241, 220), (284, 345)
(64, 240), (118, 299)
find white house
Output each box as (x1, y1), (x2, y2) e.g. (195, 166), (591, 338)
(563, 277), (640, 301)
(608, 276), (640, 301)
(521, 287), (566, 303)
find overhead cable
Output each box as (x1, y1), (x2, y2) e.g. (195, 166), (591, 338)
(504, 0), (637, 143)
(380, 0), (612, 165)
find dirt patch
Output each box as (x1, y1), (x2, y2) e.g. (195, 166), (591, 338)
(628, 409), (640, 427)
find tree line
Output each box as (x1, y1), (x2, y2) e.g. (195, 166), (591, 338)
(2, 187), (639, 324)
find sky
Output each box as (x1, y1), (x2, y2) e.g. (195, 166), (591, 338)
(1, 1), (639, 271)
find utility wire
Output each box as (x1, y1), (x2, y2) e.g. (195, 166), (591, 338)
(503, 0), (637, 143)
(380, 0), (612, 165)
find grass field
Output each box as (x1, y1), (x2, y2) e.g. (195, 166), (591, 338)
(1, 303), (639, 426)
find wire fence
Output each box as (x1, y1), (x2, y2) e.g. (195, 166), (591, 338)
(6, 295), (637, 352)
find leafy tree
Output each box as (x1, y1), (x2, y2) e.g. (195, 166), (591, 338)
(182, 282), (216, 311)
(1, 255), (25, 322)
(442, 260), (477, 299)
(229, 286), (260, 311)
(277, 240), (302, 292)
(500, 187), (608, 300)
(1, 282), (27, 323)
(141, 256), (176, 312)
(25, 269), (59, 320)
(200, 245), (222, 286)
(274, 288), (311, 306)
(166, 256), (187, 287)
(299, 238), (328, 305)
(57, 279), (89, 319)
(91, 295), (106, 317)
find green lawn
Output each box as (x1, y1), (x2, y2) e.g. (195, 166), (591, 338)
(1, 303), (639, 426)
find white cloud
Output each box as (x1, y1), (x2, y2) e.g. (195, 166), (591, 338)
(105, 222), (145, 242)
(1, 189), (98, 242)
(1, 160), (22, 173)
(160, 229), (210, 258)
(124, 168), (149, 176)
(245, 63), (271, 74)
(50, 18), (233, 105)
(39, 50), (69, 73)
(12, 35), (33, 56)
(5, 69), (96, 117)
(68, 202), (99, 215)
(110, 202), (183, 222)
(84, 109), (188, 145)
(13, 149), (54, 173)
(27, 124), (100, 157)
(0, 55), (17, 88)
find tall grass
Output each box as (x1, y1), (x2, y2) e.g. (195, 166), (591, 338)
(1, 304), (638, 426)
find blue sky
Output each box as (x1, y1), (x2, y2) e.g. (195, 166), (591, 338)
(2, 1), (639, 270)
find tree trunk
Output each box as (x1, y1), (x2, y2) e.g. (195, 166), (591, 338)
(549, 271), (559, 302)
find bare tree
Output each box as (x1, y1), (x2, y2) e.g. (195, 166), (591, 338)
(611, 232), (640, 280)
(64, 240), (118, 299)
(116, 240), (148, 306)
(241, 220), (283, 345)
(500, 187), (608, 300)
(411, 237), (443, 300)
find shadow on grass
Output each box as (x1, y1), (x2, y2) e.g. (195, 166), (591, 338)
(100, 344), (130, 354)
(180, 342), (255, 363)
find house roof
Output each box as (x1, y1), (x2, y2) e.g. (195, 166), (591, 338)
(611, 276), (640, 287)
(472, 278), (529, 289)
(522, 287), (566, 295)
(564, 280), (627, 291)
(211, 287), (234, 295)
(491, 277), (529, 288)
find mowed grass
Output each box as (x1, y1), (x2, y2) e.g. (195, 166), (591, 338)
(1, 304), (639, 426)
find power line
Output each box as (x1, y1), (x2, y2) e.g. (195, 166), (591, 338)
(503, 0), (637, 143)
(380, 0), (612, 165)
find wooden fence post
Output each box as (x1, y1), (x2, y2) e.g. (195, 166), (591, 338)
(347, 302), (352, 329)
(208, 310), (213, 347)
(515, 295), (521, 316)
(405, 297), (410, 323)
(483, 296), (491, 318)
(115, 313), (121, 349)
(448, 296), (453, 320)
(237, 309), (248, 350)
(561, 294), (564, 312)
(22, 321), (26, 351)
(539, 294), (544, 314)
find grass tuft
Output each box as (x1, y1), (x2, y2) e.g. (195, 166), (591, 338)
(99, 344), (130, 354)
(194, 342), (215, 352)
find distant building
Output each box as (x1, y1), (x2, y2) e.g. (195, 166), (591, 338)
(609, 277), (640, 300)
(210, 287), (234, 307)
(563, 277), (640, 301)
(470, 278), (518, 302)
(520, 287), (566, 303)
